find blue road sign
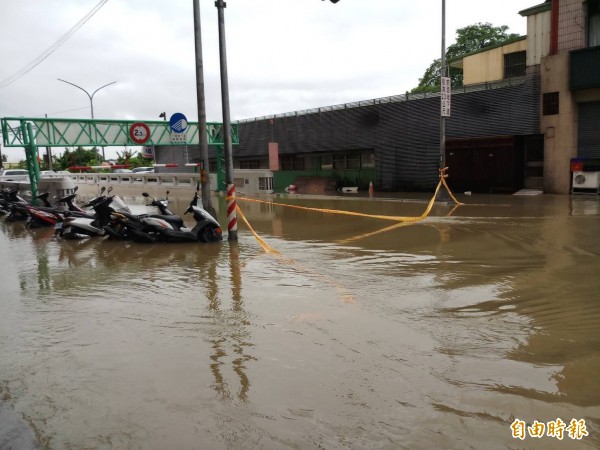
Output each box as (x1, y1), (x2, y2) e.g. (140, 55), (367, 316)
(169, 113), (188, 134)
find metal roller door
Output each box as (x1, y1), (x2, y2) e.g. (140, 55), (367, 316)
(578, 102), (600, 158)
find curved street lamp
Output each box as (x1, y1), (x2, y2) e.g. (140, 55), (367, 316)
(57, 79), (117, 161)
(57, 78), (117, 119)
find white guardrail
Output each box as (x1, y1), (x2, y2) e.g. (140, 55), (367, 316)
(70, 172), (204, 188)
(69, 170), (275, 194)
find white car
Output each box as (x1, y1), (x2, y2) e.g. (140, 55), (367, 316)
(0, 169), (30, 181)
(132, 167), (156, 174)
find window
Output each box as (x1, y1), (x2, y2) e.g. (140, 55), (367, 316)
(321, 152), (375, 170)
(239, 159), (260, 169)
(504, 51), (526, 78)
(346, 154), (360, 170)
(280, 155), (305, 170)
(332, 154), (346, 170)
(258, 177), (273, 191)
(321, 155), (333, 170)
(543, 92), (559, 115)
(361, 152), (375, 168)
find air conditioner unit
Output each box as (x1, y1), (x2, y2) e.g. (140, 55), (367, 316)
(572, 171), (600, 189)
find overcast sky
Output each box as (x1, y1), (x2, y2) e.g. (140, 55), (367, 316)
(0, 0), (536, 161)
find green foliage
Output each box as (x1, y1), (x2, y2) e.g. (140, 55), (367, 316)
(116, 150), (149, 168)
(413, 22), (521, 93)
(54, 147), (102, 170)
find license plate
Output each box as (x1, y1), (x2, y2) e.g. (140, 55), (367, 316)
(63, 227), (71, 234)
(26, 216), (32, 223)
(54, 222), (63, 230)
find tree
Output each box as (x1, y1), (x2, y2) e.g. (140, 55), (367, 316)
(54, 147), (102, 170)
(412, 22), (521, 93)
(116, 148), (136, 166)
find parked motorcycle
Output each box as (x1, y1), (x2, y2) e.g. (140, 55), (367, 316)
(1, 187), (29, 220)
(56, 190), (131, 239)
(24, 186), (106, 229)
(130, 191), (222, 243)
(103, 190), (179, 241)
(105, 191), (222, 243)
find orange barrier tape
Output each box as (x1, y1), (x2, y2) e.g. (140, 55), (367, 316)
(236, 205), (279, 254)
(238, 179), (445, 223)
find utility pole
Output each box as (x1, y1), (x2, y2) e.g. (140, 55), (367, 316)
(44, 114), (53, 170)
(440, 0), (447, 172)
(215, 0), (237, 241)
(438, 0), (450, 201)
(193, 0), (216, 219)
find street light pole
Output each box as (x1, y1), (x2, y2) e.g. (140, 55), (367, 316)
(57, 79), (117, 161)
(215, 0), (237, 241)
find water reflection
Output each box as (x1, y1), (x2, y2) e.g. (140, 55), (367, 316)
(204, 242), (254, 402)
(1, 191), (599, 449)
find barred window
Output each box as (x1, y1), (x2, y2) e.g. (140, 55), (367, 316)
(504, 51), (526, 79)
(543, 92), (559, 115)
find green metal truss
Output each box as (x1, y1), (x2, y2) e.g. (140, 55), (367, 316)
(1, 117), (238, 147)
(1, 116), (238, 199)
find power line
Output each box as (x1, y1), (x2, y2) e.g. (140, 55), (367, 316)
(0, 0), (109, 89)
(45, 106), (91, 116)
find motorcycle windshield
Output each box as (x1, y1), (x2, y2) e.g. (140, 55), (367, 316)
(111, 196), (131, 213)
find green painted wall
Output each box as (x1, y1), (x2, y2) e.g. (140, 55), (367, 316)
(273, 167), (375, 192)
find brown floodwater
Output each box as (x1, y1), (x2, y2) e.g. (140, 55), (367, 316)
(1, 189), (599, 449)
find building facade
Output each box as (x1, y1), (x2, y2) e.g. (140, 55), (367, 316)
(155, 0), (599, 195)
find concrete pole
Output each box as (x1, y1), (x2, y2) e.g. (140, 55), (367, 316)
(215, 0), (237, 240)
(193, 0), (216, 219)
(440, 0), (446, 172)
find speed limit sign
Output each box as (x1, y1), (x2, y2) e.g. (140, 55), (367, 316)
(129, 122), (151, 144)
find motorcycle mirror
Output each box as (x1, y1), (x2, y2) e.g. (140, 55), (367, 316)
(142, 192), (149, 197)
(107, 187), (113, 194)
(100, 186), (106, 194)
(74, 186), (79, 193)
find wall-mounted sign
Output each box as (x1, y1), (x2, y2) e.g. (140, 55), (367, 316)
(441, 77), (451, 117)
(142, 146), (154, 159)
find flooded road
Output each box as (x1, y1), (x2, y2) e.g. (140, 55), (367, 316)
(1, 190), (599, 449)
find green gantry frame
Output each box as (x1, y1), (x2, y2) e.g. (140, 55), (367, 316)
(1, 116), (239, 198)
